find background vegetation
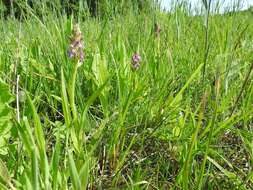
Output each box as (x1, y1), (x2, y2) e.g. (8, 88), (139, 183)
(0, 0), (253, 189)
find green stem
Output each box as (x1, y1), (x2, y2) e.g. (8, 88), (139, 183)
(202, 0), (211, 81)
(69, 61), (79, 122)
(197, 79), (219, 189)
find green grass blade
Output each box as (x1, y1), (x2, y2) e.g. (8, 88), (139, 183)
(68, 151), (81, 190)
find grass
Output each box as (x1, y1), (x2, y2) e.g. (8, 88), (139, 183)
(0, 1), (253, 189)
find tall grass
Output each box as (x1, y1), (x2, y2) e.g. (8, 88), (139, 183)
(0, 1), (253, 189)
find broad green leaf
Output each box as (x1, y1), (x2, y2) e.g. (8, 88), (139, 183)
(31, 150), (39, 190)
(68, 151), (81, 190)
(50, 132), (61, 190)
(61, 68), (71, 127)
(26, 94), (45, 152)
(79, 158), (90, 189)
(26, 94), (50, 189)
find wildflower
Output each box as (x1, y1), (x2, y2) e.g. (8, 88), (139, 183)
(131, 53), (141, 70)
(67, 24), (85, 64)
(154, 23), (161, 37)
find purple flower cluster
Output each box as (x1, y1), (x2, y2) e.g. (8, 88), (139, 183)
(68, 24), (84, 62)
(67, 24), (143, 72)
(131, 53), (141, 70)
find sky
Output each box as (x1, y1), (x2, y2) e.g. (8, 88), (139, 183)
(160, 0), (253, 12)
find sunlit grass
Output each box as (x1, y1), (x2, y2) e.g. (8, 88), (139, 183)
(0, 2), (253, 189)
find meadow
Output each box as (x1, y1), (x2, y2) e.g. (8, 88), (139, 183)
(0, 1), (253, 189)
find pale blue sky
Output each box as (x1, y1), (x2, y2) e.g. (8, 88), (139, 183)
(160, 0), (253, 12)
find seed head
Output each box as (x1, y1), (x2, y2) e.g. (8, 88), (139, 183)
(67, 24), (85, 63)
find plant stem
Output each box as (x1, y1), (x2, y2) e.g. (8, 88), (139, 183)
(202, 0), (211, 81)
(69, 61), (79, 122)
